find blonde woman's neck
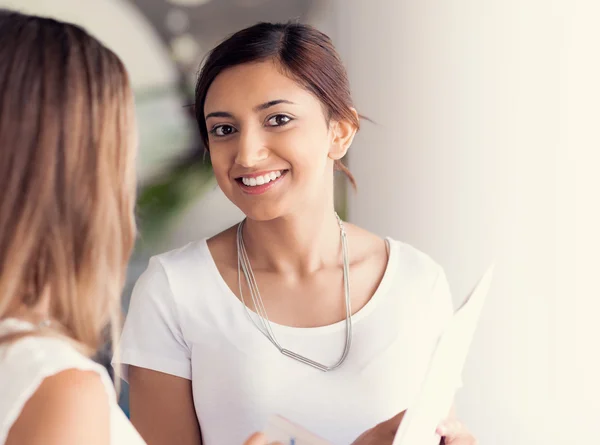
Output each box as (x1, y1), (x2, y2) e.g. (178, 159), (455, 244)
(2, 288), (52, 325)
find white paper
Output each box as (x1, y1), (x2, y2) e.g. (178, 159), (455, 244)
(391, 264), (495, 445)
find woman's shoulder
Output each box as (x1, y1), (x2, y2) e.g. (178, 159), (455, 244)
(130, 226), (237, 311)
(150, 238), (211, 271)
(2, 367), (111, 445)
(0, 322), (115, 444)
(387, 238), (443, 276)
(0, 322), (113, 390)
(148, 225), (237, 275)
(344, 222), (443, 277)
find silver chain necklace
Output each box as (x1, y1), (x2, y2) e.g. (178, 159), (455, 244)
(236, 213), (352, 372)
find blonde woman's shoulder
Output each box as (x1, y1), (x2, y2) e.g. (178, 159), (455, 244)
(0, 330), (117, 445)
(5, 367), (110, 445)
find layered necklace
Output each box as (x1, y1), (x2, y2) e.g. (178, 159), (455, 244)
(236, 214), (352, 372)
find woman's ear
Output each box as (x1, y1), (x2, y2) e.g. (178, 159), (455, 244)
(328, 108), (359, 161)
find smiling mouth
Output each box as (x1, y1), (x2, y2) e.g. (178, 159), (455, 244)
(235, 169), (288, 187)
(235, 169), (288, 194)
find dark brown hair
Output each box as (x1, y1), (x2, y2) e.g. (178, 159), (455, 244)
(194, 22), (359, 188)
(0, 10), (137, 355)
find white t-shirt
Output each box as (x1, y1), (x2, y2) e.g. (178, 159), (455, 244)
(0, 318), (146, 445)
(114, 238), (458, 445)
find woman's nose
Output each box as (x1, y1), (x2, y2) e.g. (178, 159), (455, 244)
(234, 128), (268, 167)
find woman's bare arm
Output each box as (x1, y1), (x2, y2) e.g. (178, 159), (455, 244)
(128, 365), (202, 445)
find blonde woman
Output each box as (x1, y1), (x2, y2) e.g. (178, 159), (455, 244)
(0, 10), (273, 445)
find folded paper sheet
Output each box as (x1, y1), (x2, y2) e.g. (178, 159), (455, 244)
(392, 264), (494, 445)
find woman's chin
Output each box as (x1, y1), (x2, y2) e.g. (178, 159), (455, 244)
(234, 199), (292, 223)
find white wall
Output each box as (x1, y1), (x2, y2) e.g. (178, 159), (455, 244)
(336, 1), (599, 444)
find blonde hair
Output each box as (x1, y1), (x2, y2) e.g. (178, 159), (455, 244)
(0, 10), (137, 357)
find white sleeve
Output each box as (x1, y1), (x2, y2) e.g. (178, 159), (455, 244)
(113, 256), (191, 382)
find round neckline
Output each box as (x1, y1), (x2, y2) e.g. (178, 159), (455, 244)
(201, 236), (398, 336)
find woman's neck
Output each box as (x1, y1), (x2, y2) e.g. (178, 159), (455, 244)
(241, 204), (345, 276)
(3, 288), (51, 323)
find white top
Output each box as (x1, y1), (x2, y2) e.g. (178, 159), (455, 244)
(0, 318), (146, 445)
(114, 238), (460, 445)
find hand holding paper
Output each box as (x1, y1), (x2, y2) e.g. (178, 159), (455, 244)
(349, 411), (406, 445)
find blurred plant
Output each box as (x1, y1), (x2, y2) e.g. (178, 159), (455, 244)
(130, 80), (215, 250)
(135, 150), (214, 246)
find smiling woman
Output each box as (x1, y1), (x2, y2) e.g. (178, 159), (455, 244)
(113, 22), (476, 445)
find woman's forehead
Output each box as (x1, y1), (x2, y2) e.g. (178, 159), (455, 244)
(204, 62), (319, 114)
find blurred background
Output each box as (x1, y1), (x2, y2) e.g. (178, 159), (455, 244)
(2, 1), (598, 444)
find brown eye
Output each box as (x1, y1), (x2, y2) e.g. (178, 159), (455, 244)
(266, 114), (292, 127)
(211, 124), (237, 137)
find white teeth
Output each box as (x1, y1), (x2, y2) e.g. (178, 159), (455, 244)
(241, 170), (284, 187)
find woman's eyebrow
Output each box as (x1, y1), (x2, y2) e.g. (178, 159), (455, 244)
(205, 111), (233, 120)
(205, 99), (296, 120)
(253, 99), (296, 112)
